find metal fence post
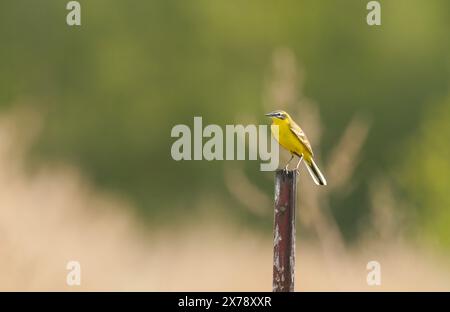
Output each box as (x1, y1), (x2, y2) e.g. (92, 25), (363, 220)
(272, 169), (297, 292)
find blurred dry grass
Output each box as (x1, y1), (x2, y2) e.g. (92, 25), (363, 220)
(0, 107), (450, 291)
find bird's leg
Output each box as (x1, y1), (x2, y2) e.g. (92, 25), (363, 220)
(284, 154), (294, 172)
(295, 155), (304, 172)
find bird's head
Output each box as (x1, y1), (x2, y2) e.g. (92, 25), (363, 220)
(265, 110), (290, 123)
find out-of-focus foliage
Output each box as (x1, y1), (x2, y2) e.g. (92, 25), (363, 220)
(401, 94), (450, 249)
(0, 1), (449, 244)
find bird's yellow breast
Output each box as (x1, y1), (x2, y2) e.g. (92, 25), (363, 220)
(271, 119), (311, 160)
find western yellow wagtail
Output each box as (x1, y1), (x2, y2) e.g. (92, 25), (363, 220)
(266, 110), (327, 186)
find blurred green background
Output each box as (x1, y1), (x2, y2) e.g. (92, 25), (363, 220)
(1, 0), (449, 249)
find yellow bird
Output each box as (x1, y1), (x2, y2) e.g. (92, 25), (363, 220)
(266, 110), (327, 186)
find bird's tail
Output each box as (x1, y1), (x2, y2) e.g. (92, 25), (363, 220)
(305, 158), (327, 186)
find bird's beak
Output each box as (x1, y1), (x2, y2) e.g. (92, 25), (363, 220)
(265, 112), (276, 117)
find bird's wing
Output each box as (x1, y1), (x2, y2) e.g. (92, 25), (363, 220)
(289, 121), (314, 156)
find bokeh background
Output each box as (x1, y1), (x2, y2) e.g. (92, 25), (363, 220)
(1, 0), (450, 290)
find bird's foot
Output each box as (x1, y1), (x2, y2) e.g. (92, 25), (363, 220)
(294, 156), (303, 172)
